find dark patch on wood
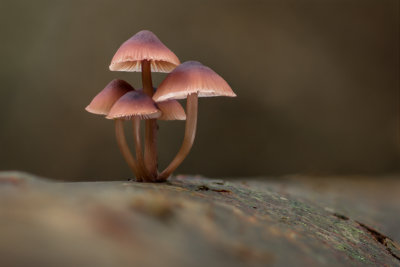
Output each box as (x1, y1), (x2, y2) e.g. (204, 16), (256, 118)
(357, 221), (400, 261)
(333, 213), (349, 220)
(211, 188), (232, 193)
(196, 185), (231, 194)
(196, 185), (210, 191)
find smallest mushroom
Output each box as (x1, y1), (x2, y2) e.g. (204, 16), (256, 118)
(157, 100), (186, 121)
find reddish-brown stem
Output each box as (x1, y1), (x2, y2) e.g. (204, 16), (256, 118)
(142, 60), (158, 180)
(115, 119), (143, 181)
(158, 93), (198, 181)
(132, 118), (149, 178)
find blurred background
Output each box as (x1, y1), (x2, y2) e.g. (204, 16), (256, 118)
(0, 0), (398, 181)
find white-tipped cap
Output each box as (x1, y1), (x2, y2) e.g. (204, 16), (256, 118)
(109, 30), (180, 73)
(153, 61), (236, 102)
(106, 90), (161, 120)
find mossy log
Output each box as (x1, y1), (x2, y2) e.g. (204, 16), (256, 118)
(0, 171), (399, 267)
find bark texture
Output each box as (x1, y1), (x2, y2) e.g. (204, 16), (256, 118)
(0, 171), (399, 267)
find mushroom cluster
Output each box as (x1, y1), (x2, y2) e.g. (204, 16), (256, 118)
(86, 30), (236, 182)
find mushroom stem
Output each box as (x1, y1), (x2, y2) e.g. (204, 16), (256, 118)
(158, 93), (198, 181)
(132, 118), (149, 178)
(115, 119), (143, 181)
(142, 60), (158, 179)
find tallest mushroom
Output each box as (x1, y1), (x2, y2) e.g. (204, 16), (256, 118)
(109, 30), (180, 178)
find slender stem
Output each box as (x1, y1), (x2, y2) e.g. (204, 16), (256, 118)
(132, 118), (149, 178)
(158, 93), (198, 181)
(142, 60), (153, 95)
(142, 60), (158, 179)
(115, 119), (142, 181)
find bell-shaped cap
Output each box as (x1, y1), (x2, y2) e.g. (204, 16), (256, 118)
(106, 90), (161, 120)
(152, 61), (236, 102)
(109, 30), (180, 73)
(157, 100), (186, 120)
(85, 79), (134, 115)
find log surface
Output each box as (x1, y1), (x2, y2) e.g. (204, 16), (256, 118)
(0, 171), (399, 267)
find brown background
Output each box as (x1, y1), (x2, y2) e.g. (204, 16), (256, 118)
(0, 0), (399, 180)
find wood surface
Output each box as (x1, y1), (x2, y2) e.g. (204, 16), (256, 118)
(0, 171), (399, 266)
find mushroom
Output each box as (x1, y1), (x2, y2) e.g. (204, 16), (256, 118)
(86, 79), (147, 180)
(107, 90), (161, 182)
(85, 79), (133, 115)
(153, 61), (236, 181)
(109, 30), (180, 178)
(157, 100), (186, 121)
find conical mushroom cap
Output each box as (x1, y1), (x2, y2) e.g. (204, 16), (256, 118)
(85, 79), (134, 115)
(153, 61), (236, 102)
(157, 100), (186, 120)
(109, 30), (180, 73)
(106, 90), (161, 120)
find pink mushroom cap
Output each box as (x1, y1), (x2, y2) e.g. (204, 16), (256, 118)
(106, 90), (161, 120)
(109, 30), (180, 73)
(85, 79), (134, 116)
(153, 61), (236, 102)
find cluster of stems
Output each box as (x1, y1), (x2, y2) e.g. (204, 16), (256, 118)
(115, 60), (198, 182)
